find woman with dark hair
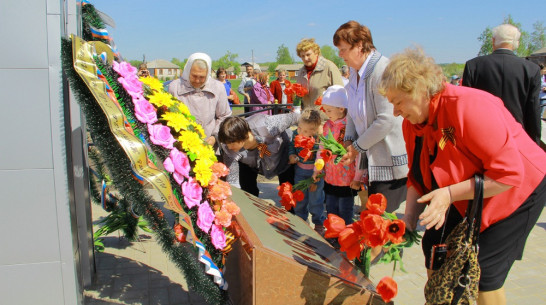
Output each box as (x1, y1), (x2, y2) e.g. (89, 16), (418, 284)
(379, 47), (546, 305)
(218, 113), (299, 196)
(216, 67), (239, 106)
(333, 20), (408, 213)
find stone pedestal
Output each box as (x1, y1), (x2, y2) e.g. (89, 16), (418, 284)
(224, 187), (390, 305)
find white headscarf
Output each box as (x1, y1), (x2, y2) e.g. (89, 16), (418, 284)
(181, 52), (212, 83)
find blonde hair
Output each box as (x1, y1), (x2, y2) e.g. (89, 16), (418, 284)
(299, 109), (322, 127)
(296, 38), (321, 58)
(378, 47), (445, 100)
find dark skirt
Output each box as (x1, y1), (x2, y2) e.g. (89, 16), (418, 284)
(422, 175), (546, 291)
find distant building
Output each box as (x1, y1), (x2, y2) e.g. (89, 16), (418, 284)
(275, 64), (303, 79)
(146, 59), (181, 81)
(526, 47), (546, 67)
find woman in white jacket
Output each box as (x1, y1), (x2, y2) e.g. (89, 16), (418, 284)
(333, 20), (409, 212)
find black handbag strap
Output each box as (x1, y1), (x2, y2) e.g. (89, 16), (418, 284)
(465, 174), (484, 246)
(450, 174), (484, 305)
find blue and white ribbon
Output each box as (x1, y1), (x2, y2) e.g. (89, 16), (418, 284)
(195, 241), (228, 290)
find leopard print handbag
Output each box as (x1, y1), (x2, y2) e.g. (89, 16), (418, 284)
(424, 174), (484, 305)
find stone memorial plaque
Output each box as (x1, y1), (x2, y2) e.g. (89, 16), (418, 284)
(224, 187), (390, 305)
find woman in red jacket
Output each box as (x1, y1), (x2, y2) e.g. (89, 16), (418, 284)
(270, 68), (293, 114)
(379, 47), (546, 305)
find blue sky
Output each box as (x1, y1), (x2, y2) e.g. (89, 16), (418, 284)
(89, 0), (544, 65)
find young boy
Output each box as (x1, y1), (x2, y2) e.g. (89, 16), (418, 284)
(288, 109), (326, 234)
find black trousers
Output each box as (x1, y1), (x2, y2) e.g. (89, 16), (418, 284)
(238, 161), (294, 197)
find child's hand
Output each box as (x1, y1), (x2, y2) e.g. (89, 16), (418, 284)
(350, 180), (362, 190)
(311, 171), (322, 182)
(309, 183), (317, 192)
(289, 154), (298, 164)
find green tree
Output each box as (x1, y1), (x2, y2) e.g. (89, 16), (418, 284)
(171, 58), (187, 70)
(530, 21), (546, 52)
(476, 15), (534, 57)
(321, 45), (344, 67)
(129, 60), (143, 69)
(440, 63), (465, 79)
(212, 51), (240, 75)
(268, 62), (277, 73)
(276, 44), (293, 64)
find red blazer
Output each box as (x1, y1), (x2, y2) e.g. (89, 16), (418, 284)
(404, 84), (546, 230)
(270, 79), (293, 104)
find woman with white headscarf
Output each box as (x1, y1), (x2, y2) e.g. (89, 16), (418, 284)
(168, 52), (232, 146)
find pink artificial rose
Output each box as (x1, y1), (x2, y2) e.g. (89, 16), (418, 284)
(163, 148), (190, 185)
(148, 124), (176, 149)
(197, 202), (215, 233)
(118, 75), (143, 98)
(210, 224), (227, 250)
(214, 208), (232, 227)
(181, 177), (203, 209)
(113, 61), (137, 77)
(133, 96), (157, 124)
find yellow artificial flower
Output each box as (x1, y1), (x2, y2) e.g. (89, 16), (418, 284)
(314, 159), (325, 171)
(148, 91), (175, 108)
(194, 158), (214, 186)
(178, 131), (203, 152)
(175, 102), (191, 116)
(161, 112), (190, 133)
(194, 144), (217, 162)
(139, 76), (164, 92)
(189, 122), (206, 139)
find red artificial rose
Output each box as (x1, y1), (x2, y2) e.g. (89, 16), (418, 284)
(377, 276), (398, 303)
(366, 193), (387, 215)
(319, 149), (333, 163)
(386, 219), (406, 244)
(323, 214), (346, 238)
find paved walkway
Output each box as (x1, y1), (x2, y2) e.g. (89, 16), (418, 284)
(85, 124), (546, 305)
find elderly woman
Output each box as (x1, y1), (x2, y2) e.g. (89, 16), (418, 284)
(168, 53), (232, 146)
(379, 47), (546, 305)
(333, 20), (408, 212)
(296, 38), (343, 109)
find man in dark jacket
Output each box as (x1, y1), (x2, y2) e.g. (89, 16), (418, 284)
(462, 24), (541, 143)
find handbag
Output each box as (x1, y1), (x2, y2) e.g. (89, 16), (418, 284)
(424, 174), (484, 305)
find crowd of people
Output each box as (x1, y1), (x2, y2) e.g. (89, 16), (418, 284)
(162, 21), (545, 305)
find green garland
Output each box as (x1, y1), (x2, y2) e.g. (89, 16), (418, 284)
(61, 38), (226, 304)
(81, 4), (109, 44)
